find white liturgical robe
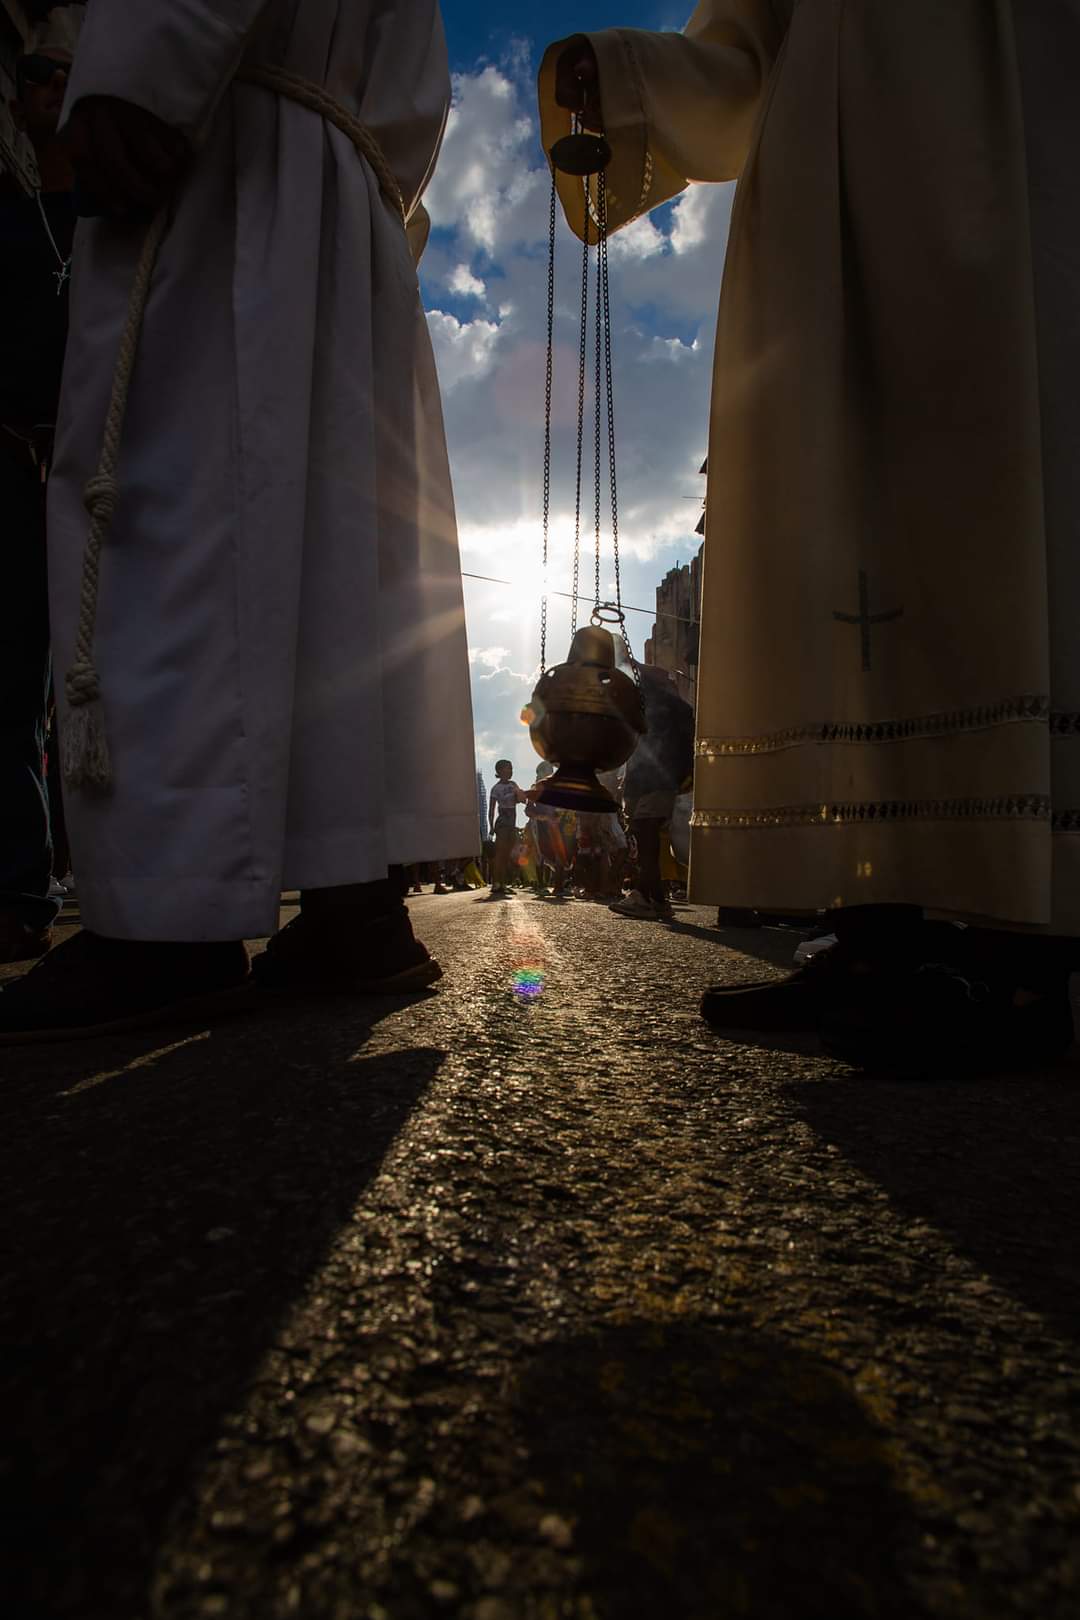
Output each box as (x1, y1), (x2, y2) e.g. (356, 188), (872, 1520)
(541, 0), (1080, 931)
(49, 0), (476, 941)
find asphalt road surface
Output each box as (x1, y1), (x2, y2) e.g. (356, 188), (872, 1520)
(2, 890), (1079, 1619)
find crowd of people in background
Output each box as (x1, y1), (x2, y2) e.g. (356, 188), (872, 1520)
(494, 660), (696, 920)
(406, 777), (688, 919)
(395, 660), (697, 920)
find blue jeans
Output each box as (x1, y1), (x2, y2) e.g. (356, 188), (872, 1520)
(0, 438), (60, 929)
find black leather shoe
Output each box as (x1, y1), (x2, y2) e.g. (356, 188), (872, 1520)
(0, 932), (252, 1045)
(701, 944), (860, 1033)
(701, 970), (821, 1032)
(254, 907), (441, 995)
(702, 917), (980, 1038)
(820, 960), (1075, 1078)
(0, 914), (53, 965)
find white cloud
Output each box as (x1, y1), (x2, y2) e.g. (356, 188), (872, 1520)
(614, 181), (736, 317)
(468, 644), (537, 682)
(449, 263), (486, 299)
(670, 183), (719, 254)
(641, 334), (701, 364)
(607, 213), (667, 263)
(425, 66), (548, 255)
(469, 644), (512, 668)
(426, 309), (502, 390)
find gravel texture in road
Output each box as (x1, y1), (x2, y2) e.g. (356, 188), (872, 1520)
(1, 891), (1079, 1619)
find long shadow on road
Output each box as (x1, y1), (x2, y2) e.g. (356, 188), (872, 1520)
(516, 1319), (928, 1620)
(0, 1002), (443, 1619)
(666, 918), (810, 968)
(788, 1068), (1080, 1344)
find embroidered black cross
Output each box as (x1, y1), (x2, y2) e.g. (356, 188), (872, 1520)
(833, 570), (903, 672)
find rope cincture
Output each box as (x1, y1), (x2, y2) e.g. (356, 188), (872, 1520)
(239, 65), (406, 226)
(62, 205), (169, 789)
(63, 65), (405, 790)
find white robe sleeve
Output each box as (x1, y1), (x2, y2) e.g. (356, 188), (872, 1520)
(62, 0), (275, 140)
(538, 0), (786, 238)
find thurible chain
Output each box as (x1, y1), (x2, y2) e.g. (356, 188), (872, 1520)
(540, 171), (556, 673)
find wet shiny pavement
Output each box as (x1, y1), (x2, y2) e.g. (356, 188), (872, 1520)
(2, 891), (1079, 1618)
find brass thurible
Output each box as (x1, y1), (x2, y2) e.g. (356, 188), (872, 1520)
(522, 622), (644, 812)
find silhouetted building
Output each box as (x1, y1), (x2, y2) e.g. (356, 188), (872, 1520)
(643, 459), (706, 709)
(644, 547), (702, 710)
(476, 770), (487, 850)
(695, 455), (708, 535)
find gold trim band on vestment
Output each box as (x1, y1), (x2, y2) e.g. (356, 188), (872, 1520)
(586, 148), (654, 231)
(694, 696), (1074, 758)
(690, 796), (1052, 831)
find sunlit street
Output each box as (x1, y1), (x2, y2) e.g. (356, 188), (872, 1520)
(4, 891), (1079, 1617)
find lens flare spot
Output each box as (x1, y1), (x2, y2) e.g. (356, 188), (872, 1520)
(511, 965), (545, 999)
(509, 928), (546, 1000)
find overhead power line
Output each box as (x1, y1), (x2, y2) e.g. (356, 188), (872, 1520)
(460, 572), (697, 627)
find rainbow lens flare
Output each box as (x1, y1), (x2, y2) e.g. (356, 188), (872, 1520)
(511, 965), (545, 999)
(509, 928), (546, 1000)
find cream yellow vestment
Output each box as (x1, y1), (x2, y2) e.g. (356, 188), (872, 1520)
(541, 0), (1080, 930)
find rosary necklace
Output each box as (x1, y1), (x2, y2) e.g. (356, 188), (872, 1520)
(34, 189), (72, 295)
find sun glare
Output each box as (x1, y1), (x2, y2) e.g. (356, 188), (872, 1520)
(461, 519), (587, 633)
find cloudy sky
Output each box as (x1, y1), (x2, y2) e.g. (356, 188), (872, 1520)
(430, 2), (735, 794)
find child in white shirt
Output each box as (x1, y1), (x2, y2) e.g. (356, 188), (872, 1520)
(488, 760), (525, 896)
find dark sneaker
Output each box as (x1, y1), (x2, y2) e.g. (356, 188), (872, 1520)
(820, 961), (1075, 1078)
(254, 906), (441, 995)
(0, 914), (54, 965)
(0, 932), (252, 1045)
(610, 890), (660, 919)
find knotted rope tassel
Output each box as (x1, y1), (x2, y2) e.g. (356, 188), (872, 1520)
(63, 206), (169, 789)
(63, 67), (405, 790)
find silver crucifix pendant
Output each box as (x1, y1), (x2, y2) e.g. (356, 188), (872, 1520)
(54, 263), (70, 296)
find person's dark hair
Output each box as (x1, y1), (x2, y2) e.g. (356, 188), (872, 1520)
(495, 758), (512, 772)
